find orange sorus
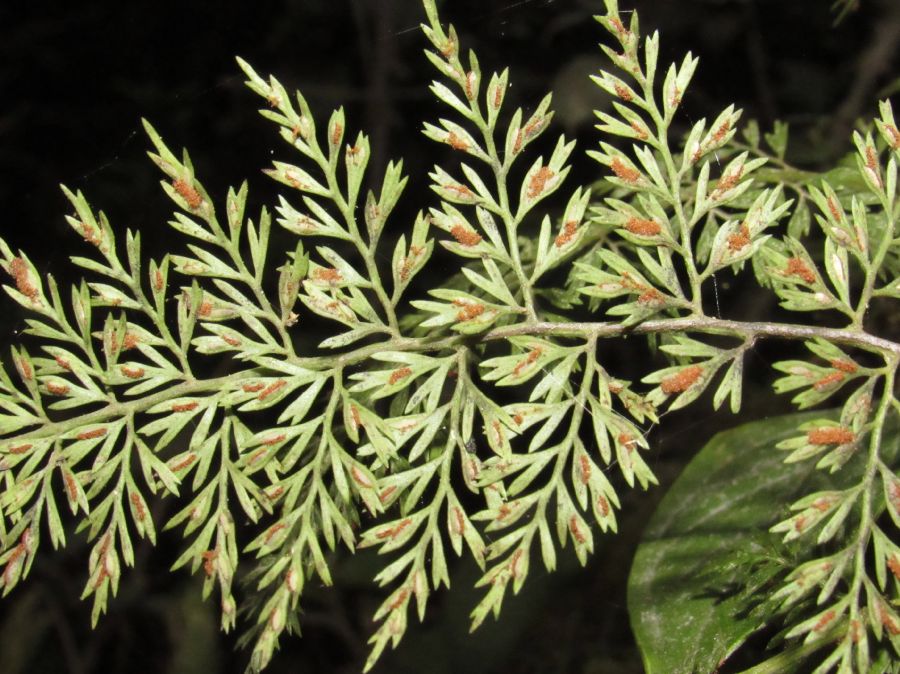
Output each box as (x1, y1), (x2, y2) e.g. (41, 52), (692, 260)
(660, 365), (702, 394)
(807, 427), (854, 445)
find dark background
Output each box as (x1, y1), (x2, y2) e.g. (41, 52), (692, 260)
(0, 1), (898, 672)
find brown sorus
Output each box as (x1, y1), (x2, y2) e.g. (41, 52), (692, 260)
(350, 405), (363, 429)
(350, 465), (374, 489)
(77, 427), (107, 441)
(446, 183), (475, 199)
(79, 221), (102, 247)
(389, 588), (410, 611)
(453, 299), (485, 322)
(512, 348), (542, 376)
(785, 257), (816, 284)
(314, 267), (342, 284)
(172, 179), (203, 210)
(614, 82), (632, 101)
(258, 379), (287, 401)
(727, 224), (751, 251)
(597, 495), (610, 517)
(466, 71), (477, 101)
(399, 245), (424, 282)
(8, 257), (38, 301)
(264, 522), (287, 544)
(447, 132), (469, 151)
(630, 121), (648, 140)
(813, 371), (845, 391)
(660, 365), (703, 394)
(830, 359), (857, 374)
(712, 166), (743, 195)
(388, 367), (413, 385)
(130, 492), (146, 521)
(63, 471), (79, 504)
(555, 220), (578, 247)
(887, 554), (900, 580)
(46, 381), (70, 396)
(712, 120), (731, 142)
(527, 166), (554, 198)
(807, 427), (854, 445)
(451, 507), (466, 535)
(569, 516), (587, 544)
(509, 548), (524, 578)
(375, 518), (412, 540)
(171, 453), (198, 472)
(202, 550), (218, 577)
(578, 455), (591, 484)
(450, 224), (482, 247)
(610, 158), (640, 183)
(625, 217), (661, 237)
(826, 196), (843, 222)
(120, 365), (145, 379)
(122, 333), (139, 351)
(813, 609), (836, 632)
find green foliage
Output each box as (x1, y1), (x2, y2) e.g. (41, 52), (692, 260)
(831, 0), (862, 25)
(629, 410), (900, 674)
(0, 0), (897, 671)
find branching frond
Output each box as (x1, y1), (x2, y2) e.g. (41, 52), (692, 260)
(0, 0), (896, 671)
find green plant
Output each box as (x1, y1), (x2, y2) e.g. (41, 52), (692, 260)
(832, 0), (861, 24)
(0, 1), (897, 672)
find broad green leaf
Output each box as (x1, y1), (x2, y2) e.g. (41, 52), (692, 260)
(628, 410), (899, 674)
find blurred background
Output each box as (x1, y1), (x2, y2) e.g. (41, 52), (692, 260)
(0, 0), (898, 672)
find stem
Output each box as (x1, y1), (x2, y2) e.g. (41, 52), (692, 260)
(313, 142), (399, 335)
(36, 285), (106, 381)
(207, 213), (297, 355)
(421, 350), (467, 561)
(529, 337), (596, 551)
(2, 373), (251, 445)
(5, 314), (896, 450)
(107, 256), (195, 377)
(490, 138), (537, 320)
(852, 188), (897, 329)
(468, 84), (536, 318)
(635, 53), (702, 312)
(732, 142), (812, 177)
(424, 13), (536, 320)
(844, 358), (897, 630)
(484, 317), (900, 356)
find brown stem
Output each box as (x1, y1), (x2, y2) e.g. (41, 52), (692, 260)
(484, 317), (900, 356)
